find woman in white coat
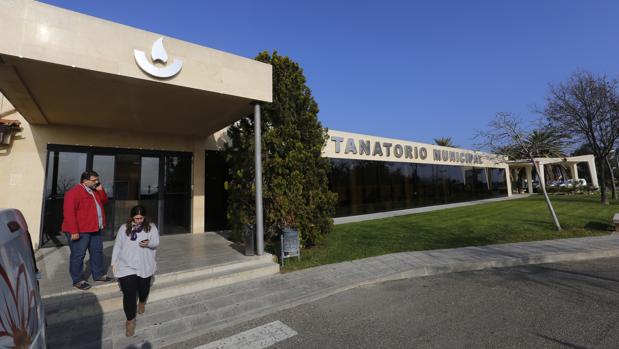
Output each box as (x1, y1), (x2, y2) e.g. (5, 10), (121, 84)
(111, 205), (160, 337)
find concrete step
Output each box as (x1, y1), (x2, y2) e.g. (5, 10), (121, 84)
(43, 253), (276, 300)
(47, 271), (310, 349)
(119, 277), (340, 349)
(44, 254), (279, 325)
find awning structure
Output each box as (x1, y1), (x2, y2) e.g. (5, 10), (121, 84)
(0, 0), (272, 136)
(507, 155), (599, 193)
(0, 56), (259, 136)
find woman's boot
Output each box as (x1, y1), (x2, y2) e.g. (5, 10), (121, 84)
(138, 302), (146, 315)
(126, 318), (136, 337)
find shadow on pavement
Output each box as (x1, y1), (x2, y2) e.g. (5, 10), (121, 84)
(533, 333), (588, 349)
(45, 292), (105, 349)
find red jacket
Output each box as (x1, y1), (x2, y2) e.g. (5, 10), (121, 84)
(61, 184), (109, 234)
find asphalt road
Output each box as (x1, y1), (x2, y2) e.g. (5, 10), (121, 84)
(179, 257), (619, 349)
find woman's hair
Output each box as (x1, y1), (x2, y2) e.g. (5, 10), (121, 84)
(125, 205), (152, 235)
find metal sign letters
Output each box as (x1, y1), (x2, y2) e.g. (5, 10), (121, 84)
(330, 136), (484, 165)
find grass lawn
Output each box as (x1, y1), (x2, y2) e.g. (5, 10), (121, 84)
(280, 194), (619, 271)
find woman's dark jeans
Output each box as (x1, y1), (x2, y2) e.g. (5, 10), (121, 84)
(118, 274), (152, 320)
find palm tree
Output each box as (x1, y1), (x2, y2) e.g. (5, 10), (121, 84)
(434, 137), (458, 148)
(526, 129), (569, 185)
(526, 129), (567, 158)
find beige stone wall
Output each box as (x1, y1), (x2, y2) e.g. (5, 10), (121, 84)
(0, 94), (210, 248)
(204, 127), (231, 151)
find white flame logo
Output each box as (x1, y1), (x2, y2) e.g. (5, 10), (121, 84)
(134, 38), (183, 78)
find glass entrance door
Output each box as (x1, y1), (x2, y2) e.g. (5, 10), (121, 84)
(92, 155), (115, 239)
(205, 150), (230, 231)
(41, 145), (192, 247)
(42, 151), (87, 246)
(111, 154), (141, 239)
(140, 156), (161, 230)
(162, 156), (191, 234)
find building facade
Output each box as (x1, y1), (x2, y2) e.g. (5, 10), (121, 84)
(0, 0), (271, 248)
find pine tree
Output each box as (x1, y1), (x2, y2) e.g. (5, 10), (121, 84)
(224, 51), (337, 247)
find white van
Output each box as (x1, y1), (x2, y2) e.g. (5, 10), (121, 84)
(0, 209), (46, 348)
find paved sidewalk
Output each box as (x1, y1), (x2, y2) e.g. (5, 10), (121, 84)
(46, 234), (619, 349)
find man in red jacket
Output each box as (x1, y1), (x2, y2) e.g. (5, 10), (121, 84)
(62, 170), (113, 290)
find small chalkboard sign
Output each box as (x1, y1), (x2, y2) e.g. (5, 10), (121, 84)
(280, 228), (300, 267)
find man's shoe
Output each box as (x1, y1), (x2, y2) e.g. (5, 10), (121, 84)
(138, 302), (146, 315)
(73, 281), (91, 291)
(94, 276), (113, 282)
(126, 318), (136, 337)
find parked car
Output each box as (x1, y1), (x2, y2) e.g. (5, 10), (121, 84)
(548, 180), (563, 188)
(522, 179), (540, 190)
(567, 178), (587, 187)
(0, 209), (46, 348)
(549, 179), (588, 188)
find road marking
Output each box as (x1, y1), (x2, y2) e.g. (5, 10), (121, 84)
(194, 321), (298, 349)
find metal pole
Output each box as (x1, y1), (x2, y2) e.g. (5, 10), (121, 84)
(254, 103), (264, 255)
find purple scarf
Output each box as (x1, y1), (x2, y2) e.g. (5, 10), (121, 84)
(130, 223), (144, 241)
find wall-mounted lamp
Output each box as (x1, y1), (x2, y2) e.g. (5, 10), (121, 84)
(0, 120), (21, 146)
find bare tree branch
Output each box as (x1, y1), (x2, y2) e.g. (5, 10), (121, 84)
(543, 70), (619, 203)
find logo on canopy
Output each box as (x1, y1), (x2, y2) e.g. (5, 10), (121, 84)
(134, 38), (183, 78)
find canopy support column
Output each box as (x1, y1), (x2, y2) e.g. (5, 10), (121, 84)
(254, 103), (264, 255)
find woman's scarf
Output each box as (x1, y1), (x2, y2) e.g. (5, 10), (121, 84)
(130, 222), (144, 241)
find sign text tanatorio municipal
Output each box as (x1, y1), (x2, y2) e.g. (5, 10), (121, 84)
(330, 136), (483, 165)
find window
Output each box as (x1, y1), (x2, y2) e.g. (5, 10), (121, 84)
(329, 159), (507, 217)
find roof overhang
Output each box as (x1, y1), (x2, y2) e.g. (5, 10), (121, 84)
(0, 0), (272, 136)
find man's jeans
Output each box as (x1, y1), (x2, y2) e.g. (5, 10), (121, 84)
(66, 231), (105, 284)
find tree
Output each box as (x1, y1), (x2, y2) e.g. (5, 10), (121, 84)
(477, 112), (567, 231)
(433, 137), (458, 147)
(543, 70), (619, 204)
(526, 129), (570, 183)
(224, 51), (337, 247)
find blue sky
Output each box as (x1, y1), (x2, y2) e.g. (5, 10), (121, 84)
(41, 0), (619, 148)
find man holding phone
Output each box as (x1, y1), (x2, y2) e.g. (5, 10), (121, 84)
(62, 170), (113, 290)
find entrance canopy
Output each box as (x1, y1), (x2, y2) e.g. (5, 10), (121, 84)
(0, 0), (272, 136)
